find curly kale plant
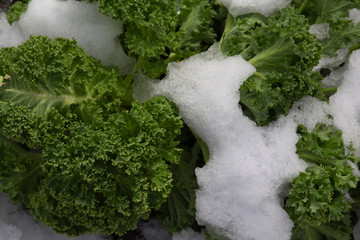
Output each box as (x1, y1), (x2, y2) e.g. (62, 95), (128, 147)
(4, 1), (360, 239)
(0, 36), (183, 236)
(285, 124), (359, 240)
(5, 0), (30, 25)
(88, 0), (217, 79)
(292, 0), (360, 57)
(219, 7), (323, 126)
(156, 126), (206, 233)
(6, 0), (219, 79)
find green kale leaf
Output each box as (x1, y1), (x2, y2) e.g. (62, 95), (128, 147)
(157, 126), (205, 233)
(0, 132), (43, 204)
(91, 0), (217, 78)
(0, 36), (183, 237)
(296, 124), (356, 167)
(285, 124), (359, 240)
(220, 7), (323, 126)
(5, 0), (31, 25)
(292, 0), (360, 57)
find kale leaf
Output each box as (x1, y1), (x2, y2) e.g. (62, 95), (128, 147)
(286, 124), (359, 240)
(220, 7), (323, 126)
(0, 36), (183, 236)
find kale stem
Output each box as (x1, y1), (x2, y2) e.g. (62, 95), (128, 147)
(252, 71), (266, 79)
(298, 0), (309, 14)
(247, 38), (290, 67)
(135, 56), (144, 73)
(168, 52), (178, 62)
(196, 136), (210, 163)
(219, 12), (234, 51)
(123, 56), (144, 91)
(350, 42), (360, 53)
(314, 16), (322, 24)
(223, 12), (234, 34)
(321, 87), (338, 94)
(189, 129), (210, 163)
(297, 150), (339, 167)
(123, 74), (134, 91)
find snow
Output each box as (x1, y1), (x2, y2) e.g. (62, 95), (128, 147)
(309, 23), (329, 40)
(134, 45), (360, 240)
(0, 0), (134, 73)
(2, 0), (360, 239)
(312, 8), (360, 71)
(134, 44), (311, 240)
(172, 229), (205, 240)
(329, 50), (360, 151)
(0, 193), (107, 240)
(0, 13), (23, 48)
(349, 8), (360, 24)
(137, 219), (171, 240)
(321, 65), (346, 88)
(218, 0), (290, 17)
(0, 1), (134, 239)
(138, 219), (205, 240)
(313, 48), (349, 71)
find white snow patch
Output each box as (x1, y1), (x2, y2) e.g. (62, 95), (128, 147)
(134, 46), (360, 240)
(138, 219), (171, 240)
(134, 44), (310, 240)
(0, 13), (25, 48)
(309, 23), (329, 40)
(172, 228), (205, 240)
(3, 1), (360, 238)
(15, 0), (134, 73)
(314, 8), (360, 71)
(322, 66), (346, 88)
(0, 193), (107, 240)
(0, 221), (22, 240)
(313, 48), (349, 71)
(218, 0), (290, 17)
(329, 50), (360, 152)
(349, 8), (360, 24)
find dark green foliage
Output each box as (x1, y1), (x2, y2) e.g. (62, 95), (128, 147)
(0, 36), (183, 236)
(286, 164), (357, 227)
(0, 132), (43, 204)
(3, 1), (360, 238)
(204, 231), (221, 240)
(157, 126), (205, 233)
(292, 0), (360, 57)
(93, 0), (217, 78)
(0, 36), (127, 119)
(5, 0), (31, 25)
(296, 124), (356, 166)
(285, 124), (359, 240)
(220, 7), (323, 126)
(290, 221), (353, 240)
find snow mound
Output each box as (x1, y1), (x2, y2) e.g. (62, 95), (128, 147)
(349, 8), (360, 24)
(135, 45), (360, 240)
(138, 219), (171, 240)
(330, 50), (360, 152)
(218, 0), (290, 17)
(172, 229), (205, 240)
(0, 193), (106, 240)
(10, 0), (134, 73)
(313, 48), (349, 71)
(134, 44), (310, 240)
(0, 13), (24, 48)
(309, 23), (329, 40)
